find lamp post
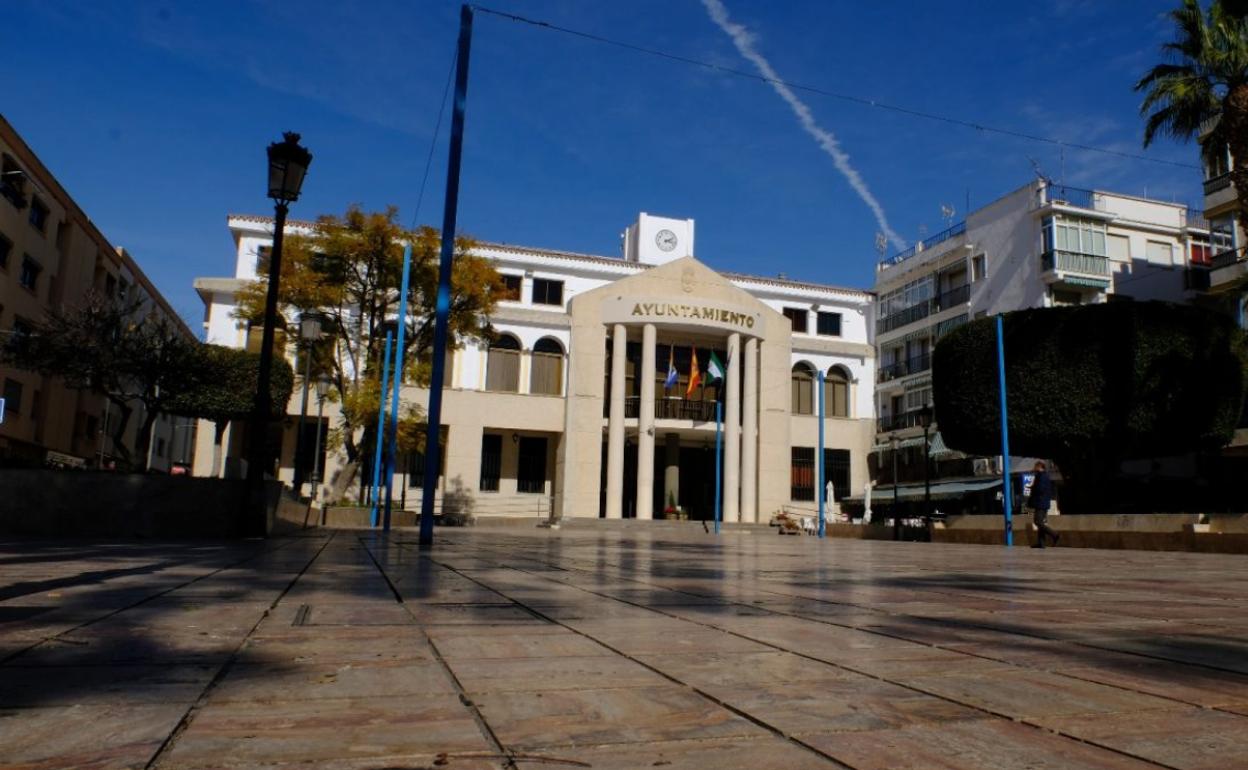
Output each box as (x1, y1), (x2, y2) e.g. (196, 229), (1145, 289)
(311, 375), (331, 505)
(890, 433), (900, 541)
(246, 132), (312, 527)
(920, 402), (934, 538)
(293, 313), (322, 495)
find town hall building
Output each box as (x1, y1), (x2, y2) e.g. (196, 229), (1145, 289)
(194, 213), (876, 523)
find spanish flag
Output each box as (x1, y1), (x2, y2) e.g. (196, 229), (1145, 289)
(686, 346), (702, 398)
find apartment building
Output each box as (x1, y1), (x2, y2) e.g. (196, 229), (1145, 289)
(0, 115), (196, 470)
(868, 178), (1210, 513)
(194, 212), (876, 521)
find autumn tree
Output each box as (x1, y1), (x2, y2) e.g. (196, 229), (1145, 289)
(236, 206), (503, 496)
(2, 292), (198, 470)
(165, 345), (294, 478)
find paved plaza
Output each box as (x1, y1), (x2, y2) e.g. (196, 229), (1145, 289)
(3, 528), (1248, 769)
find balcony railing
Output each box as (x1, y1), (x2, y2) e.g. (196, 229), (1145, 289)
(1212, 248), (1244, 270)
(620, 396), (718, 422)
(878, 221), (966, 270)
(1204, 173), (1232, 196)
(878, 411), (929, 433)
(1042, 184), (1096, 210)
(878, 353), (931, 383)
(876, 284), (970, 334)
(1041, 249), (1110, 276)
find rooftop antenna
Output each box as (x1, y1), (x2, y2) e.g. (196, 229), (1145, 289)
(917, 223), (928, 241)
(941, 204), (956, 228)
(1028, 156), (1049, 183)
(874, 232), (888, 260)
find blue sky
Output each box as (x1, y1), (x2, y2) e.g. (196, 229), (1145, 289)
(8, 0), (1201, 329)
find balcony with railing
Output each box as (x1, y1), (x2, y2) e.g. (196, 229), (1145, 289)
(876, 284), (970, 335)
(619, 396), (719, 423)
(878, 353), (931, 384)
(877, 411), (928, 433)
(1204, 173), (1232, 196)
(1039, 184), (1096, 211)
(1041, 249), (1111, 288)
(1212, 248), (1244, 270)
(877, 221), (966, 271)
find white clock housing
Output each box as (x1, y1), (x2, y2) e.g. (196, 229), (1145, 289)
(622, 213), (695, 266)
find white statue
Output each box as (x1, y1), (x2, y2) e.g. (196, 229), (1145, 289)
(863, 480), (874, 524)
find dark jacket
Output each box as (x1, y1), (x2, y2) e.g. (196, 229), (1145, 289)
(1028, 471), (1052, 512)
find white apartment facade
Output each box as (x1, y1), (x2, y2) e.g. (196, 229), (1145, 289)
(869, 179), (1211, 508)
(194, 212), (876, 522)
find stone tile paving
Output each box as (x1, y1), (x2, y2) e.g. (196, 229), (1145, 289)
(2, 529), (1248, 768)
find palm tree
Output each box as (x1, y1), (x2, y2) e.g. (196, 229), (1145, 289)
(1137, 0), (1248, 249)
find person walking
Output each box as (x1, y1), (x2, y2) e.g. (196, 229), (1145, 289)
(1029, 461), (1058, 548)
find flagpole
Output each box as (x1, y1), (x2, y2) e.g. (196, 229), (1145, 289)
(714, 398), (722, 535)
(369, 331), (393, 528)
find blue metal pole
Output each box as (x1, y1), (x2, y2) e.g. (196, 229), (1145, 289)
(996, 315), (1013, 547)
(817, 370), (826, 539)
(370, 331), (394, 528)
(382, 244), (413, 532)
(714, 398), (722, 535)
(420, 4), (474, 547)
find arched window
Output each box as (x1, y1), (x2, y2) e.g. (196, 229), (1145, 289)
(530, 337), (564, 396)
(791, 363), (815, 415)
(485, 334), (521, 392)
(825, 366), (850, 418)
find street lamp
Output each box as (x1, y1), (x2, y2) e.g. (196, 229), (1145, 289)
(890, 433), (901, 541)
(311, 374), (332, 505)
(246, 132), (312, 526)
(919, 401), (935, 538)
(293, 312), (323, 495)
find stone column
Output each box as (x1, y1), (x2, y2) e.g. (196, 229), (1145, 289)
(664, 433), (680, 518)
(741, 337), (759, 522)
(723, 332), (741, 523)
(604, 324), (627, 519)
(636, 323), (656, 520)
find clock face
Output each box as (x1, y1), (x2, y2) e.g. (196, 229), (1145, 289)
(655, 229), (678, 252)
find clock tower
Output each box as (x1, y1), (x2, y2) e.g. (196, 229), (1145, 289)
(622, 212), (695, 266)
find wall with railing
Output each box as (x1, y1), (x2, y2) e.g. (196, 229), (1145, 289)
(877, 221), (966, 271)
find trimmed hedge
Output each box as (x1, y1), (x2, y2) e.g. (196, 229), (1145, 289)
(933, 302), (1245, 463)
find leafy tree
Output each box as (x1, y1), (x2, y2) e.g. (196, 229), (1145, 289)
(2, 293), (197, 470)
(236, 206), (503, 496)
(1137, 1), (1248, 242)
(165, 345), (294, 478)
(933, 303), (1245, 510)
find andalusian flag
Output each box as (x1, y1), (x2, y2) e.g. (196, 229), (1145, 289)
(707, 351), (725, 383)
(685, 346), (702, 398)
(664, 346), (678, 389)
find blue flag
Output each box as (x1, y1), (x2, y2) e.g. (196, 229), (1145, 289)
(664, 347), (678, 389)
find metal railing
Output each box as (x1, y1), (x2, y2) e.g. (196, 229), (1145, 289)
(878, 353), (931, 383)
(877, 284), (969, 334)
(877, 411), (928, 432)
(1212, 248), (1244, 269)
(621, 396), (718, 422)
(1042, 184), (1096, 210)
(878, 221), (966, 269)
(1204, 173), (1232, 195)
(1041, 249), (1110, 276)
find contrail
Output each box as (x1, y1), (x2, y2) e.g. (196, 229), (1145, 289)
(701, 0), (906, 250)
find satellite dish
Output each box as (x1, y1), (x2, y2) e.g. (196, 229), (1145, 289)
(941, 204), (955, 221)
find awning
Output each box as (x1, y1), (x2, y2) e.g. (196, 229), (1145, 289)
(845, 477), (1002, 503)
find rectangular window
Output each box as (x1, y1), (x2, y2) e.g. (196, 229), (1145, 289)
(782, 307), (808, 333)
(500, 274), (522, 301)
(3, 378), (22, 415)
(0, 231), (10, 270)
(532, 278), (563, 306)
(1190, 241), (1213, 266)
(1, 154), (25, 208)
(406, 427), (447, 488)
(517, 436), (548, 493)
(1146, 240), (1173, 266)
(479, 433), (502, 492)
(972, 254), (986, 282)
(29, 196), (49, 233)
(19, 255), (40, 292)
(791, 447), (815, 501)
(816, 311), (842, 337)
(256, 246), (272, 275)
